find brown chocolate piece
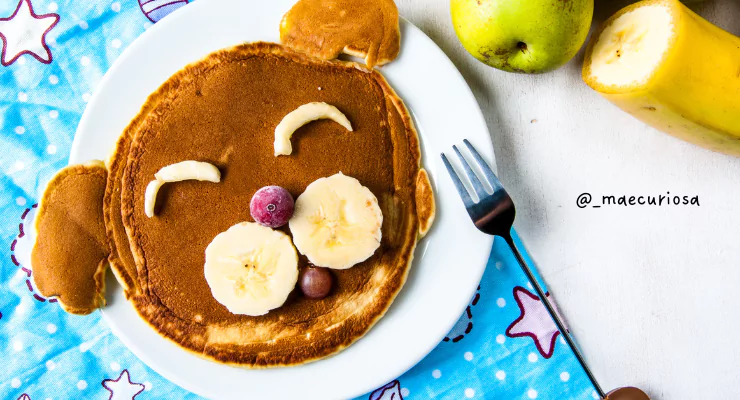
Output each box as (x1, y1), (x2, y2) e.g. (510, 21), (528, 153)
(606, 387), (650, 400)
(280, 0), (400, 68)
(112, 42), (432, 367)
(31, 161), (109, 315)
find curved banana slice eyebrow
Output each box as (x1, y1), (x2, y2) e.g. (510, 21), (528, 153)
(274, 102), (353, 156)
(144, 161), (221, 218)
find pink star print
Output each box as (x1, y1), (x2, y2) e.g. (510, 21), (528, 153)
(102, 370), (146, 400)
(0, 0), (59, 66)
(506, 286), (567, 359)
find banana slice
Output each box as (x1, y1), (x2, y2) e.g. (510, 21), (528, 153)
(289, 172), (382, 269)
(144, 160), (220, 217)
(586, 4), (673, 88)
(204, 222), (298, 316)
(274, 102), (353, 156)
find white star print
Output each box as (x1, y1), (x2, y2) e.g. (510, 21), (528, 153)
(0, 0), (59, 66)
(102, 370), (145, 400)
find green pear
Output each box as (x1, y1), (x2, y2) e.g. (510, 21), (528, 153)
(451, 0), (593, 73)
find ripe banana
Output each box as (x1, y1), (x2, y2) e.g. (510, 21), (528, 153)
(204, 222), (298, 316)
(274, 102), (353, 156)
(144, 160), (220, 217)
(582, 0), (740, 155)
(289, 172), (382, 269)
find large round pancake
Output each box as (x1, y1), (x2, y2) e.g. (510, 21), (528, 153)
(117, 42), (427, 367)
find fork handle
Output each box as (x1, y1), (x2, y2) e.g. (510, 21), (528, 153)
(503, 233), (607, 399)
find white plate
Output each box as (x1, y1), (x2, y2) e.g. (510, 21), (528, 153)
(71, 0), (494, 398)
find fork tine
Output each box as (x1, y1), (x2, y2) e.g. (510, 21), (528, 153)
(441, 153), (474, 208)
(463, 139), (502, 191)
(452, 145), (489, 200)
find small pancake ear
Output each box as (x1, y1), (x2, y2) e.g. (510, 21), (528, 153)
(32, 161), (110, 315)
(279, 0), (400, 68)
(416, 169), (435, 238)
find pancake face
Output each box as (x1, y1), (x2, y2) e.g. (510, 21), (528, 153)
(117, 43), (429, 366)
(32, 161), (109, 315)
(280, 0), (400, 68)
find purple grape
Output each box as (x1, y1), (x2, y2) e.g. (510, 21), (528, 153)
(249, 186), (294, 228)
(300, 267), (333, 299)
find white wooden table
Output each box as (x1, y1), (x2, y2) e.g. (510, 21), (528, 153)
(397, 1), (740, 398)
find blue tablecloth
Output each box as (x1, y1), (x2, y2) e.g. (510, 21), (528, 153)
(0, 1), (598, 398)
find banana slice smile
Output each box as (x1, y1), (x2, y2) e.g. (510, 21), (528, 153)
(289, 172), (383, 269)
(204, 222), (299, 316)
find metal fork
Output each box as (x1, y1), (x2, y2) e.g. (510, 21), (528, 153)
(442, 139), (608, 398)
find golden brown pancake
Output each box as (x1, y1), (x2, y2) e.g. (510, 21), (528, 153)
(31, 161), (109, 315)
(113, 42), (433, 366)
(280, 0), (400, 68)
(415, 169), (435, 237)
(104, 115), (145, 296)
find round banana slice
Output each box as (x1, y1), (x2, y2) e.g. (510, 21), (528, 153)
(204, 222), (298, 316)
(289, 172), (383, 270)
